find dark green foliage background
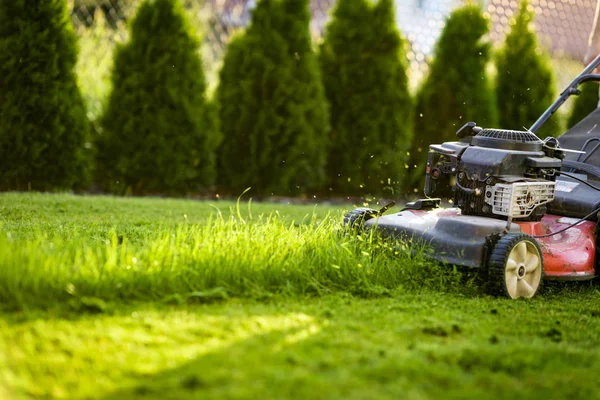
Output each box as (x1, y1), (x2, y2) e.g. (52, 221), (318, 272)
(408, 5), (497, 194)
(0, 0), (584, 198)
(319, 0), (412, 196)
(0, 0), (92, 191)
(495, 0), (559, 138)
(97, 0), (219, 195)
(567, 82), (599, 129)
(217, 0), (329, 197)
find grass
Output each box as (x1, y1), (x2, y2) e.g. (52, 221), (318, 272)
(0, 193), (466, 310)
(1, 192), (600, 399)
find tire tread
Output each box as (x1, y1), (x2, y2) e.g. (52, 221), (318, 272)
(343, 207), (378, 232)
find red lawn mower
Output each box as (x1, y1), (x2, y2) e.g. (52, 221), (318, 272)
(344, 55), (600, 299)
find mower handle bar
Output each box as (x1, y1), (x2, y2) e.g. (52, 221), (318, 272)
(529, 53), (600, 134)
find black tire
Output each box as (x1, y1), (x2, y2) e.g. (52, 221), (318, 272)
(488, 233), (543, 299)
(343, 207), (378, 232)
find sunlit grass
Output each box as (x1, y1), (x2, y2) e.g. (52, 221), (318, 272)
(3, 292), (600, 399)
(2, 305), (322, 399)
(2, 193), (600, 400)
(0, 193), (468, 310)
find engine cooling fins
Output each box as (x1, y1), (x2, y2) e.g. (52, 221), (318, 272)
(471, 129), (543, 152)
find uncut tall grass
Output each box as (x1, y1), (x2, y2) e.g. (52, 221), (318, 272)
(0, 212), (468, 309)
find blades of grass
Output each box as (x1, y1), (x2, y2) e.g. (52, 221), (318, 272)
(0, 207), (482, 309)
(235, 188), (252, 225)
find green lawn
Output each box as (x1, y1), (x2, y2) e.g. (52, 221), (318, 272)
(1, 193), (600, 400)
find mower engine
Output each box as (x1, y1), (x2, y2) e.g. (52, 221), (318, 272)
(424, 122), (564, 221)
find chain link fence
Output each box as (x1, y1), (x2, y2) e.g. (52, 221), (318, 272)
(70, 0), (597, 123)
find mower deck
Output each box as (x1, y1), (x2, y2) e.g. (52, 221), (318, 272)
(365, 208), (596, 280)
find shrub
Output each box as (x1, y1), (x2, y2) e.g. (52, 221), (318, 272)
(97, 0), (219, 195)
(217, 0), (329, 197)
(319, 0), (412, 196)
(567, 82), (599, 129)
(495, 0), (559, 138)
(408, 4), (497, 194)
(0, 0), (93, 191)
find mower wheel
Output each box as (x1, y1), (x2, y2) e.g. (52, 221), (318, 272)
(343, 208), (378, 232)
(488, 233), (543, 299)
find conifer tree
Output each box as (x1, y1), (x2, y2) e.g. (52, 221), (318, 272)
(320, 0), (412, 196)
(495, 0), (559, 138)
(567, 82), (599, 129)
(98, 0), (218, 194)
(217, 0), (329, 196)
(408, 4), (497, 194)
(0, 0), (92, 190)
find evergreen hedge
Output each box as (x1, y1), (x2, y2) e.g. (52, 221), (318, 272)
(319, 0), (412, 196)
(217, 0), (329, 196)
(567, 82), (599, 129)
(97, 0), (218, 195)
(0, 0), (93, 191)
(408, 5), (497, 194)
(495, 0), (559, 138)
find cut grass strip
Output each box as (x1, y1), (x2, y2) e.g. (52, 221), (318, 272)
(3, 292), (600, 400)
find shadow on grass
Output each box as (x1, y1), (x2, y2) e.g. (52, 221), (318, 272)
(95, 299), (600, 400)
(100, 324), (333, 400)
(3, 289), (600, 400)
(93, 305), (435, 400)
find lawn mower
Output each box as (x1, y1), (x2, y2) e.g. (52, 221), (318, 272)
(344, 54), (600, 299)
